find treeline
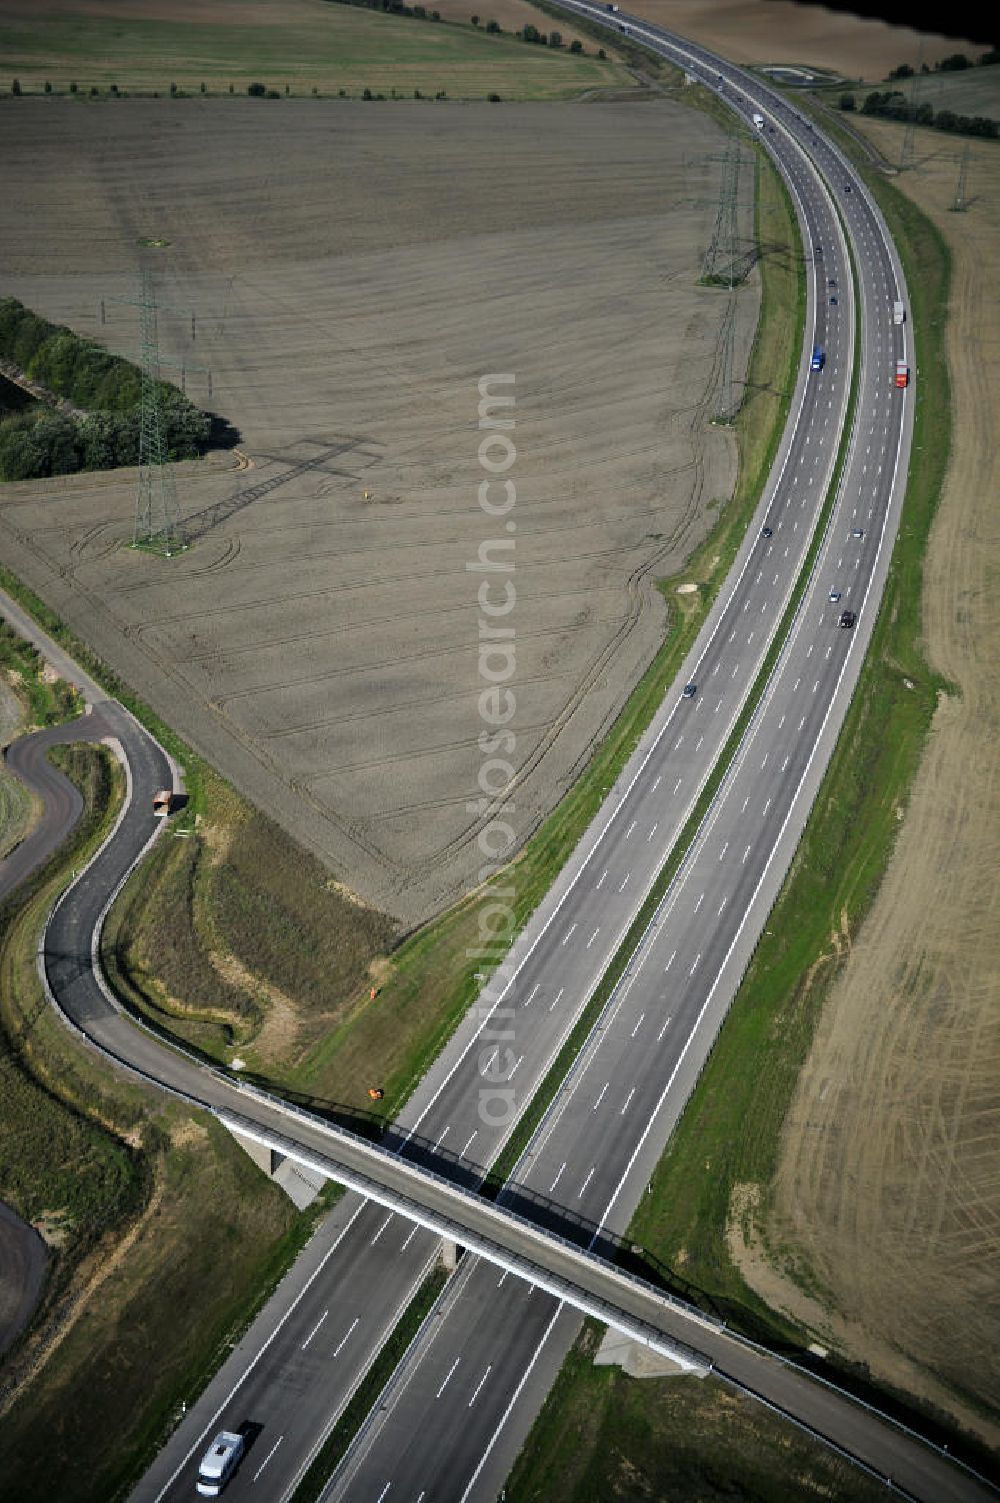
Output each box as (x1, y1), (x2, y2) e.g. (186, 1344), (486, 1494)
(841, 90), (999, 139)
(0, 298), (210, 483)
(887, 48), (1000, 79)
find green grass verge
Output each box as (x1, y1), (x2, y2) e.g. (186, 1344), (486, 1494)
(292, 1264), (449, 1503)
(506, 1321), (888, 1503)
(604, 92), (1000, 1479)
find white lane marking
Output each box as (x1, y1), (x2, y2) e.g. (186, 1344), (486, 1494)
(743, 844), (752, 863)
(732, 664), (739, 678)
(763, 797), (772, 817)
(693, 892), (704, 913)
(672, 777), (682, 794)
(301, 1310), (329, 1349)
(586, 927), (600, 949)
(549, 987), (564, 1011)
(253, 1436), (283, 1483)
(647, 822), (658, 842)
(625, 820), (637, 838)
(436, 1358), (460, 1399)
(718, 841), (728, 861)
(778, 713), (785, 729)
(619, 874), (630, 893)
(718, 896), (728, 916)
(468, 1365), (493, 1408)
(332, 1316), (360, 1358)
(799, 714), (807, 731)
(673, 736), (684, 751)
(595, 870), (607, 890)
(631, 1011), (646, 1037)
(652, 775), (661, 790)
(509, 1055), (523, 1079)
(372, 1214), (393, 1244)
(689, 952), (701, 976)
(813, 679), (820, 692)
(593, 1081), (609, 1111)
(806, 643), (813, 658)
(761, 752), (768, 770)
(695, 735), (704, 750)
(562, 923), (577, 946)
(401, 1224), (421, 1251)
(657, 1015), (672, 1042)
(578, 1166), (595, 1198)
(664, 948), (676, 973)
(461, 1128), (478, 1157)
(524, 983), (540, 1007)
(781, 755), (790, 772)
(549, 1162), (566, 1193)
(375, 1486), (391, 1503)
(621, 1087), (636, 1115)
(741, 794), (749, 812)
(496, 1270), (507, 1287)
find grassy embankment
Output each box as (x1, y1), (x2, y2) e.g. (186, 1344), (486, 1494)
(0, 0), (626, 102)
(0, 654), (332, 1501)
(506, 1324), (887, 1503)
(511, 93), (995, 1498)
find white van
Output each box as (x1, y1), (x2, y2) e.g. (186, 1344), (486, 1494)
(196, 1432), (245, 1496)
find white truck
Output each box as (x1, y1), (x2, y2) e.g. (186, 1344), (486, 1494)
(752, 112), (765, 130)
(893, 300), (906, 325)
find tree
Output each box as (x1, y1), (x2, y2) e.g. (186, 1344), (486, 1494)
(69, 81), (77, 93)
(169, 81), (178, 95)
(522, 22), (540, 41)
(915, 101), (933, 125)
(44, 80), (52, 94)
(597, 47), (606, 58)
(247, 81), (266, 96)
(570, 37), (583, 52)
(11, 78), (21, 95)
(363, 86), (374, 99)
(471, 13), (480, 23)
(939, 52), (970, 70)
(485, 19), (500, 32)
(548, 30), (562, 46)
(200, 81), (207, 93)
(488, 91), (501, 101)
(887, 62), (913, 79)
(840, 92), (856, 111)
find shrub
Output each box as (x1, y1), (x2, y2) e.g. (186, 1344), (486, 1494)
(44, 80), (52, 94)
(110, 82), (119, 96)
(569, 37), (582, 52)
(11, 78), (21, 96)
(266, 87), (281, 98)
(548, 30), (562, 46)
(435, 89), (447, 98)
(939, 52), (971, 71)
(887, 62), (914, 80)
(200, 81), (207, 93)
(363, 86), (374, 99)
(247, 80), (266, 96)
(69, 81), (77, 93)
(284, 82), (290, 94)
(414, 87), (423, 98)
(229, 82), (234, 93)
(471, 13), (479, 23)
(89, 85), (99, 97)
(169, 81), (177, 95)
(488, 92), (501, 101)
(839, 92), (856, 110)
(598, 47), (606, 58)
(485, 19), (500, 32)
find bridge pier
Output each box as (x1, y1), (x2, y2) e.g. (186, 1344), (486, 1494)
(440, 1238), (460, 1272)
(594, 1328), (704, 1380)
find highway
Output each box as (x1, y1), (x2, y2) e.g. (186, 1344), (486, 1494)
(0, 20), (985, 1502)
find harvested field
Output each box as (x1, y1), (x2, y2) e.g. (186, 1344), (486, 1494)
(732, 118), (1000, 1443)
(0, 96), (756, 923)
(0, 0), (624, 100)
(621, 0), (986, 82)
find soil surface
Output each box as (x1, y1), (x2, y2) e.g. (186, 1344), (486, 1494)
(0, 1201), (48, 1359)
(731, 120), (1000, 1445)
(624, 0), (987, 81)
(0, 96), (755, 922)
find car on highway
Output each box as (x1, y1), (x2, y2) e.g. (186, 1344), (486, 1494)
(682, 683), (697, 699)
(845, 183), (852, 193)
(196, 1431), (245, 1496)
(829, 588), (841, 602)
(851, 527), (864, 538)
(830, 295), (838, 305)
(839, 610), (857, 629)
(761, 525), (773, 538)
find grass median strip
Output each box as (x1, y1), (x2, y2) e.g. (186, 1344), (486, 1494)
(487, 192), (852, 1194)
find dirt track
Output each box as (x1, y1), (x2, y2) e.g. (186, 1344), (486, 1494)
(0, 97), (755, 922)
(732, 123), (1000, 1444)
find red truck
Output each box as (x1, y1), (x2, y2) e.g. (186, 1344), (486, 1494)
(895, 361), (909, 389)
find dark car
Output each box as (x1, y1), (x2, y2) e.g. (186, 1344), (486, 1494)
(762, 525), (773, 539)
(830, 296), (838, 305)
(839, 610), (857, 629)
(682, 683), (697, 699)
(845, 183), (852, 192)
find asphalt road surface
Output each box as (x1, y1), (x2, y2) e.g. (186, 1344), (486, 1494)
(0, 27), (988, 1503)
(0, 1201), (48, 1360)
